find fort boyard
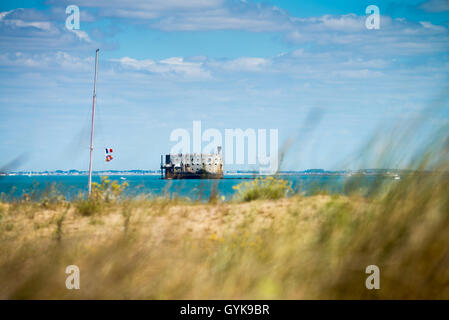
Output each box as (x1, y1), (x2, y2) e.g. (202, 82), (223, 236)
(161, 146), (224, 179)
(160, 121), (279, 179)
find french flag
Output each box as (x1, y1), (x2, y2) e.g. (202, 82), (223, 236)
(105, 148), (113, 154)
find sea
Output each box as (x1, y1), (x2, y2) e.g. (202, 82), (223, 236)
(0, 174), (395, 201)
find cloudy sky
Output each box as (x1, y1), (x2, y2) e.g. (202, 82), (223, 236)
(0, 0), (448, 171)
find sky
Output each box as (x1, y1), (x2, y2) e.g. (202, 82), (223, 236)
(0, 0), (448, 172)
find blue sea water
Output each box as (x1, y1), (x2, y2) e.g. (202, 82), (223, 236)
(0, 175), (390, 201)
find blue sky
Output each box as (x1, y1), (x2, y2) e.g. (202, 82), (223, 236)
(0, 0), (448, 171)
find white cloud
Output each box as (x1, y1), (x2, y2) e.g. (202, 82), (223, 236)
(341, 58), (389, 69)
(0, 51), (94, 71)
(285, 14), (449, 56)
(419, 21), (447, 32)
(21, 0), (448, 59)
(53, 0), (292, 32)
(331, 69), (383, 79)
(3, 19), (52, 31)
(420, 0), (449, 12)
(112, 55), (272, 77)
(292, 14), (365, 32)
(1, 4), (448, 88)
(209, 57), (270, 72)
(111, 56), (211, 79)
(0, 9), (53, 31)
(106, 50), (395, 83)
(0, 8), (97, 54)
(54, 51), (94, 70)
(70, 29), (91, 42)
(0, 10), (14, 20)
(152, 9), (292, 32)
(51, 0), (225, 19)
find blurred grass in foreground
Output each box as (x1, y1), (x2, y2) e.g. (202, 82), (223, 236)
(0, 119), (448, 299)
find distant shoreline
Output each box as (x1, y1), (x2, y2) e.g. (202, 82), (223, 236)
(0, 169), (411, 177)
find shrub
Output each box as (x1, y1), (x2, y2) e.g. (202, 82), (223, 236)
(40, 183), (66, 209)
(75, 176), (128, 216)
(76, 197), (102, 216)
(91, 176), (129, 202)
(233, 176), (292, 202)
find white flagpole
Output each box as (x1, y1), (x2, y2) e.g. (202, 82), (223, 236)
(88, 49), (99, 196)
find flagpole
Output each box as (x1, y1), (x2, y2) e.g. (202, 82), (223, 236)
(88, 49), (99, 196)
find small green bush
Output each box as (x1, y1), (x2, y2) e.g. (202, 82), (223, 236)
(40, 183), (66, 209)
(76, 176), (128, 216)
(76, 197), (102, 216)
(233, 176), (292, 202)
(91, 176), (129, 202)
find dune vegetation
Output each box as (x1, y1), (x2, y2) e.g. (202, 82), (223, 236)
(1, 117), (448, 299)
(0, 162), (448, 299)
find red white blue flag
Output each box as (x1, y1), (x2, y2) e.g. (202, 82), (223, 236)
(105, 148), (114, 162)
